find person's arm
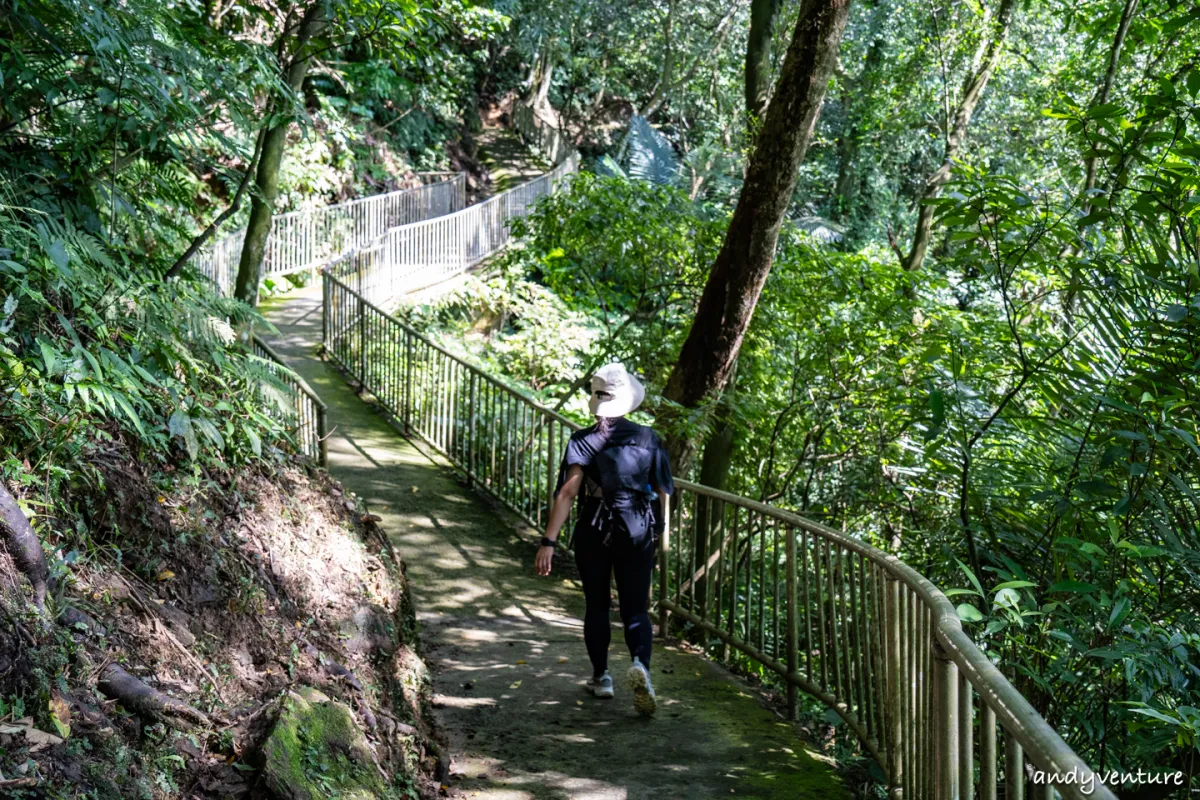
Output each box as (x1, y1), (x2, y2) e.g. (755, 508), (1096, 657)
(536, 465), (583, 576)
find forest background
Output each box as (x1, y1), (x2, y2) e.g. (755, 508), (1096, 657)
(1, 0), (1198, 793)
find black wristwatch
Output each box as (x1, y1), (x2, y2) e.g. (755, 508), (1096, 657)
(539, 537), (557, 549)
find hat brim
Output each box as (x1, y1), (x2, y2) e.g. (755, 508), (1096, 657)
(588, 377), (645, 417)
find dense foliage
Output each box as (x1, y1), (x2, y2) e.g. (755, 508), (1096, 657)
(2, 0), (1198, 790)
(404, 2), (1200, 777)
(0, 1), (498, 792)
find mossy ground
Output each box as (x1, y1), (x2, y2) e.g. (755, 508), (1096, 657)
(263, 689), (387, 800)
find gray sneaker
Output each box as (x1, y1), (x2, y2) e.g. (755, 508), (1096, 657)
(627, 658), (656, 716)
(587, 670), (614, 698)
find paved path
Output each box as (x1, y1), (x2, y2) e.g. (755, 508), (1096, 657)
(258, 286), (847, 800)
(258, 127), (847, 796)
(476, 123), (549, 195)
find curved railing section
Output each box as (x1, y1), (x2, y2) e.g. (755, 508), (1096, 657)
(195, 172), (466, 295)
(249, 333), (327, 466)
(325, 154), (577, 306)
(320, 274), (1115, 800)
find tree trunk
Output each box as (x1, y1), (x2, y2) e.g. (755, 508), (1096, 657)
(1061, 0), (1140, 320)
(898, 0), (1017, 272)
(233, 4), (327, 305)
(832, 0), (886, 224)
(661, 0), (853, 471)
(1083, 0), (1139, 204)
(744, 0), (780, 120)
(643, 0), (744, 121)
(534, 49), (555, 111)
(0, 479), (48, 609)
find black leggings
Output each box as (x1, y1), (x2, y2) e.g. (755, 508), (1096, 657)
(573, 506), (656, 678)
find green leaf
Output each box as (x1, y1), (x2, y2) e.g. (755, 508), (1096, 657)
(992, 580), (1036, 591)
(1086, 648), (1126, 660)
(244, 425), (262, 458)
(168, 409), (198, 460)
(956, 560), (984, 598)
(38, 339), (56, 375)
(1048, 580), (1098, 594)
(956, 603), (983, 622)
(1086, 103), (1124, 119)
(1188, 69), (1200, 98)
(112, 392), (144, 435)
(1128, 707), (1180, 725)
(925, 388), (945, 440)
(46, 240), (70, 274)
(1109, 596), (1132, 628)
(994, 587), (1022, 610)
(194, 417), (225, 451)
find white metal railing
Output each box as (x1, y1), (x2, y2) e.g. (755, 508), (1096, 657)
(194, 173), (466, 295)
(325, 153), (578, 306)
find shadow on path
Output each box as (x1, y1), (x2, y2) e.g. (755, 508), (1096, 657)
(258, 286), (847, 799)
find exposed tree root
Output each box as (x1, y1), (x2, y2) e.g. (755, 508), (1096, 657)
(0, 480), (48, 609)
(97, 664), (210, 730)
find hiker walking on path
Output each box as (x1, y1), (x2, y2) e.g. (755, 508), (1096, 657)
(535, 364), (674, 717)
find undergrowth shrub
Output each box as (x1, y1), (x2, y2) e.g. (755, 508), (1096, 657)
(0, 210), (303, 557)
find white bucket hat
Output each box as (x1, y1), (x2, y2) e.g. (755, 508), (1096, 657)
(588, 363), (645, 417)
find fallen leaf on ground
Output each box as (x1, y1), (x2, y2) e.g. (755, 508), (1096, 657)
(515, 659), (526, 665)
(49, 691), (71, 738)
(509, 680), (521, 689)
(6, 718), (64, 751)
(156, 569), (175, 581)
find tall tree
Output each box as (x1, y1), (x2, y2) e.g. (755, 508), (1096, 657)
(744, 0), (780, 119)
(894, 0), (1017, 272)
(831, 0), (886, 224)
(662, 0), (854, 469)
(233, 2), (328, 305)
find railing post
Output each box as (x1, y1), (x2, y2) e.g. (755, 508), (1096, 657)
(960, 673), (975, 800)
(467, 369), (478, 488)
(1006, 736), (1025, 800)
(321, 269), (330, 356)
(544, 417), (555, 524)
(980, 705), (997, 800)
(356, 292), (366, 391)
(934, 639), (960, 800)
(886, 575), (903, 800)
(404, 329), (414, 434)
(317, 405), (328, 468)
(658, 493), (670, 638)
(785, 525), (798, 720)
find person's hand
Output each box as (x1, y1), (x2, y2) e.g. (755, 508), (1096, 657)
(535, 545), (555, 576)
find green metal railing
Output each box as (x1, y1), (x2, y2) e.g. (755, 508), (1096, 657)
(250, 333), (327, 466)
(320, 271), (1116, 800)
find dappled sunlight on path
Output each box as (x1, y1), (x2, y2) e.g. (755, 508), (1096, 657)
(259, 285), (847, 799)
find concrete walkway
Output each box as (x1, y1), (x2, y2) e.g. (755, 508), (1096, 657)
(258, 286), (847, 800)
